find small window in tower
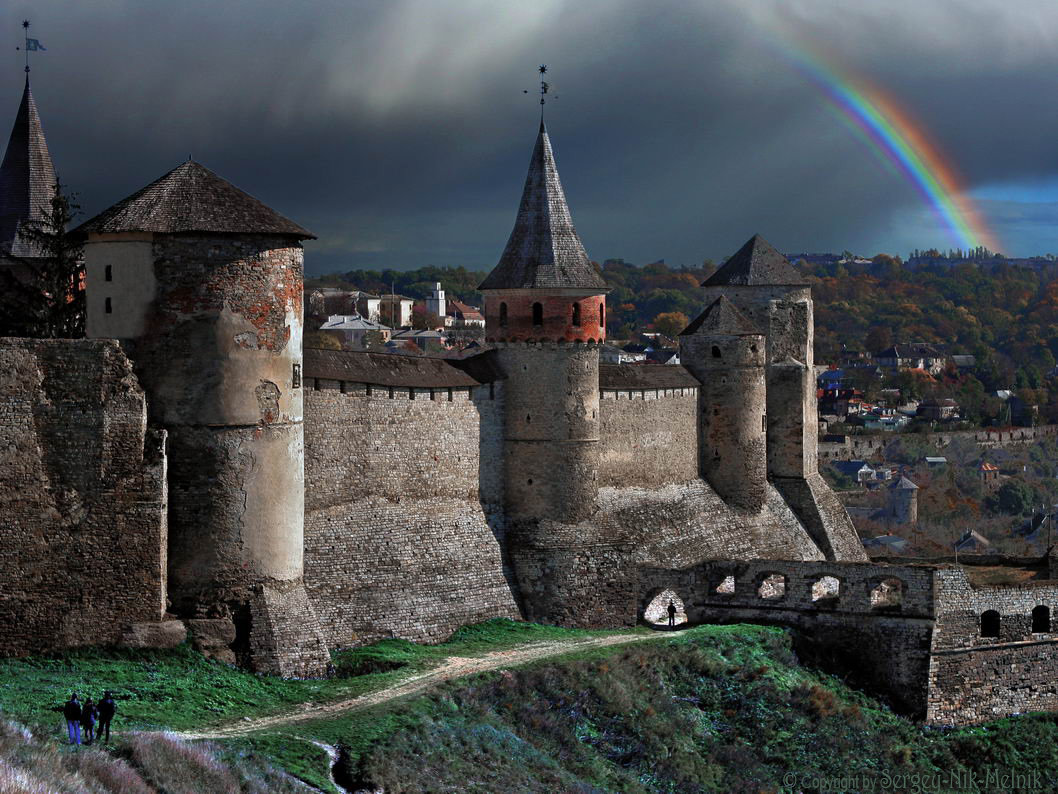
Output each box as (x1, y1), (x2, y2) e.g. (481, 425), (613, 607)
(762, 414), (766, 432)
(572, 302), (581, 327)
(499, 302), (508, 327)
(105, 297), (112, 314)
(104, 264), (113, 282)
(600, 302), (605, 329)
(532, 302), (543, 326)
(292, 363), (302, 389)
(711, 345), (721, 359)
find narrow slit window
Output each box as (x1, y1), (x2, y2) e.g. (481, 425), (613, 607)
(600, 302), (605, 330)
(104, 297), (112, 314)
(572, 302), (581, 327)
(292, 363), (302, 389)
(711, 345), (721, 359)
(499, 302), (508, 327)
(532, 302), (543, 326)
(104, 264), (113, 282)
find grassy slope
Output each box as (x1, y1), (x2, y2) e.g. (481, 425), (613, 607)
(252, 624), (1058, 793)
(0, 619), (608, 734)
(4, 620), (1058, 792)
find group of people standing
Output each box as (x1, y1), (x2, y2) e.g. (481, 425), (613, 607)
(62, 692), (116, 745)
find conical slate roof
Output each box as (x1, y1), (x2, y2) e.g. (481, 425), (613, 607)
(479, 121), (606, 291)
(702, 234), (807, 287)
(680, 295), (760, 336)
(891, 476), (919, 490)
(76, 160), (315, 238)
(0, 77), (57, 257)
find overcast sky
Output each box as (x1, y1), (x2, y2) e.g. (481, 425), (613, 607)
(4, 0), (1058, 274)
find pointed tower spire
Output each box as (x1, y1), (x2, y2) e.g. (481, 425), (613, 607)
(0, 75), (56, 256)
(479, 121), (605, 290)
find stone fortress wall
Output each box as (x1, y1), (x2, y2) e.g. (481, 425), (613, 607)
(0, 339), (168, 655)
(302, 351), (520, 647)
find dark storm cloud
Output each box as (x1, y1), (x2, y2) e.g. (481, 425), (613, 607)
(2, 0), (1057, 273)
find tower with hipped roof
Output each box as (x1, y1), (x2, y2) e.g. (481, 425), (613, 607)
(680, 295), (767, 512)
(701, 234), (866, 560)
(79, 160), (330, 676)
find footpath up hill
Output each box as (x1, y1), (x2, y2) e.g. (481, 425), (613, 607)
(0, 620), (1056, 792)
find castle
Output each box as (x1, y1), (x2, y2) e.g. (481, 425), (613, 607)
(3, 78), (1058, 726)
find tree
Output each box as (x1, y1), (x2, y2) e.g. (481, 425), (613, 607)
(0, 181), (85, 338)
(864, 325), (892, 354)
(304, 330), (342, 350)
(652, 311), (690, 338)
(989, 481), (1037, 516)
(411, 305), (442, 330)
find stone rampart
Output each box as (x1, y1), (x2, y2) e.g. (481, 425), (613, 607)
(598, 387), (698, 488)
(0, 339), (168, 655)
(303, 377), (520, 647)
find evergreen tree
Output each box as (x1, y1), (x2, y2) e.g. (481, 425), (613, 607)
(0, 181), (85, 338)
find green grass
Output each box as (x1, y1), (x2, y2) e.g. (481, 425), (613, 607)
(223, 624), (1058, 793)
(0, 619), (621, 737)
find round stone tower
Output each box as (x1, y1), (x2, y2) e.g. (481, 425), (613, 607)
(480, 120), (608, 525)
(80, 161), (329, 676)
(680, 296), (767, 512)
(889, 476), (919, 525)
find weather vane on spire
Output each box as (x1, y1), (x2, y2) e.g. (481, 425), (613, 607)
(16, 20), (47, 75)
(524, 64), (553, 118)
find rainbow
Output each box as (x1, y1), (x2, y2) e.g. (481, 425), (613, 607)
(778, 39), (1001, 254)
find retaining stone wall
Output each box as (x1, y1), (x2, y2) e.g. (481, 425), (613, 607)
(304, 380), (519, 647)
(0, 339), (168, 655)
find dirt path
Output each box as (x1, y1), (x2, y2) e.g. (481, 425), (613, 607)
(180, 631), (670, 740)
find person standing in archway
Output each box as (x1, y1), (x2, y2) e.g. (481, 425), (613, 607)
(667, 599), (677, 629)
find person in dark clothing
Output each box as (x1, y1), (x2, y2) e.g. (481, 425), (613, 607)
(81, 697), (97, 744)
(63, 694), (82, 745)
(667, 599), (677, 628)
(97, 692), (116, 743)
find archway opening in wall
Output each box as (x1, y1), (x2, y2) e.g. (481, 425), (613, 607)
(711, 345), (722, 359)
(811, 576), (840, 607)
(981, 610), (1001, 638)
(1032, 605), (1051, 633)
(757, 573), (786, 600)
(532, 302), (543, 326)
(869, 577), (904, 611)
(644, 589), (687, 629)
(715, 575), (735, 594)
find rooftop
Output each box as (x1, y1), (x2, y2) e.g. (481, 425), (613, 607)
(479, 121), (607, 291)
(702, 234), (808, 287)
(76, 160), (314, 238)
(304, 347), (503, 388)
(0, 78), (56, 257)
(599, 363), (700, 390)
(680, 295), (759, 336)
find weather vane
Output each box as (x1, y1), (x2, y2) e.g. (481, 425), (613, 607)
(523, 64), (554, 117)
(15, 20), (46, 75)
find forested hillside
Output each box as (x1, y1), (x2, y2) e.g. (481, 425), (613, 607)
(311, 255), (1058, 415)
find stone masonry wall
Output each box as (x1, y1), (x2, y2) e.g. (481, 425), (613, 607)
(304, 379), (520, 647)
(597, 388), (698, 488)
(638, 559), (937, 717)
(928, 568), (1058, 725)
(818, 424), (1058, 462)
(0, 338), (168, 655)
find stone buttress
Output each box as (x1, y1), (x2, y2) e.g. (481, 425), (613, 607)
(79, 161), (329, 676)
